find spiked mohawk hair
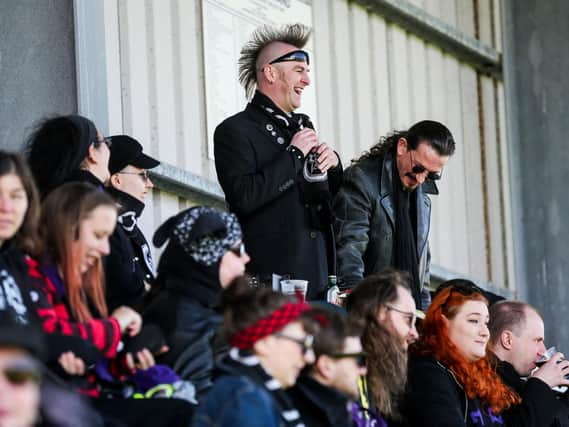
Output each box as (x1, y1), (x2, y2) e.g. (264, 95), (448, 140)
(238, 23), (311, 99)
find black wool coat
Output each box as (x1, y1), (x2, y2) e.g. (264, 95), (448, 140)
(214, 96), (342, 300)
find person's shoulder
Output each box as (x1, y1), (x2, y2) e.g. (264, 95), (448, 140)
(215, 109), (256, 131)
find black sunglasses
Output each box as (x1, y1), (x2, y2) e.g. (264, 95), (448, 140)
(2, 359), (41, 386)
(269, 49), (310, 66)
(409, 151), (442, 181)
(273, 332), (314, 355)
(230, 242), (246, 257)
(329, 352), (367, 368)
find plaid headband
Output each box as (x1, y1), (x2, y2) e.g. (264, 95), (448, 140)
(229, 302), (310, 349)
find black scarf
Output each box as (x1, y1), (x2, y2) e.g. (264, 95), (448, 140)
(107, 187), (145, 232)
(392, 160), (421, 307)
(221, 348), (306, 427)
(251, 91), (314, 138)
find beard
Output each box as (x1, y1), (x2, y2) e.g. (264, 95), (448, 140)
(363, 321), (408, 420)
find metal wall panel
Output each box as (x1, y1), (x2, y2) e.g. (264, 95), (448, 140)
(88, 0), (510, 291)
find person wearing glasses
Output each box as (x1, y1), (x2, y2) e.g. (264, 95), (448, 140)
(345, 269), (418, 426)
(288, 307), (367, 427)
(213, 23), (342, 301)
(405, 281), (520, 427)
(333, 120), (455, 310)
(142, 206), (250, 400)
(192, 278), (315, 427)
(104, 135), (160, 311)
(25, 115), (111, 198)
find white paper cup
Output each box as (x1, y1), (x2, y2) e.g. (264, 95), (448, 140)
(280, 279), (308, 302)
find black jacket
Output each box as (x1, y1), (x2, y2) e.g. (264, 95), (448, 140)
(288, 374), (353, 427)
(332, 150), (432, 307)
(405, 355), (506, 427)
(105, 188), (154, 311)
(214, 92), (342, 300)
(143, 276), (222, 400)
(494, 356), (569, 427)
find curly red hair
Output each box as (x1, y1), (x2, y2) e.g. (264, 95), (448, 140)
(412, 287), (520, 413)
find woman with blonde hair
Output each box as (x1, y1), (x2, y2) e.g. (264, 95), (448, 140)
(405, 280), (520, 426)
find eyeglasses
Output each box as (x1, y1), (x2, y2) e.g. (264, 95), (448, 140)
(273, 332), (314, 355)
(385, 303), (416, 328)
(229, 242), (246, 257)
(1, 359), (41, 386)
(94, 137), (112, 148)
(117, 171), (150, 183)
(329, 352), (367, 368)
(269, 49), (310, 66)
(408, 151), (442, 181)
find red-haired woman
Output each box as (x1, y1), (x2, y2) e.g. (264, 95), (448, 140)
(405, 281), (520, 427)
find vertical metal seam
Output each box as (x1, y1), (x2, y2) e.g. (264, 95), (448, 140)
(145, 0), (159, 160)
(348, 1), (361, 151)
(474, 0), (493, 281)
(170, 0), (185, 170)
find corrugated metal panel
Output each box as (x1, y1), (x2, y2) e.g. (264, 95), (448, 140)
(88, 0), (511, 291)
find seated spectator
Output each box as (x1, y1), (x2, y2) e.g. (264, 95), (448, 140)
(142, 206), (249, 399)
(345, 269), (418, 425)
(0, 151), (41, 326)
(192, 278), (315, 427)
(26, 182), (194, 426)
(489, 300), (569, 426)
(288, 307), (366, 427)
(27, 182), (140, 369)
(0, 309), (44, 427)
(25, 115), (110, 197)
(405, 281), (520, 427)
(105, 135), (160, 311)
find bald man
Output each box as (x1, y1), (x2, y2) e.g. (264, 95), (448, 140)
(213, 24), (342, 300)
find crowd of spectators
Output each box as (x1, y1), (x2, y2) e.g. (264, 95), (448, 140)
(0, 21), (567, 427)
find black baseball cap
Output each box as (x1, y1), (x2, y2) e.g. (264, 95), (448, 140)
(108, 135), (160, 175)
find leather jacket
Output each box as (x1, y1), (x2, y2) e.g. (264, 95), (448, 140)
(333, 150), (432, 306)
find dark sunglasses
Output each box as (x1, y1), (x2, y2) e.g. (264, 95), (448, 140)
(2, 359), (41, 386)
(409, 151), (442, 181)
(273, 332), (314, 355)
(269, 49), (310, 66)
(329, 352), (367, 368)
(229, 242), (246, 257)
(435, 280), (486, 306)
(117, 170), (150, 183)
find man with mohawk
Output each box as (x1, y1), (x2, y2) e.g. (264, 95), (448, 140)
(214, 23), (342, 300)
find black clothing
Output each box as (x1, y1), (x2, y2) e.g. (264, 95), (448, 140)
(288, 374), (352, 427)
(333, 150), (433, 309)
(214, 91), (342, 299)
(143, 241), (223, 399)
(405, 355), (506, 427)
(392, 162), (421, 305)
(494, 356), (566, 427)
(64, 170), (104, 191)
(105, 187), (154, 311)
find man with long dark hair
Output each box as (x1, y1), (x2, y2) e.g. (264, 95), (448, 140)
(345, 270), (418, 424)
(333, 121), (455, 309)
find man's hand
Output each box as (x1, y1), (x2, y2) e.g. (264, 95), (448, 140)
(532, 352), (569, 388)
(58, 351), (86, 376)
(315, 143), (339, 172)
(290, 128), (319, 156)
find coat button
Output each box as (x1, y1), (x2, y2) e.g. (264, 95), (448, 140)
(133, 257), (139, 261)
(310, 231), (317, 238)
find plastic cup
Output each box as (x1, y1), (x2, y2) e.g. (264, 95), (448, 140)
(536, 346), (556, 367)
(280, 279), (308, 302)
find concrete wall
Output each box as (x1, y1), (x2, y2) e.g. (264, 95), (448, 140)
(0, 0), (77, 150)
(503, 0), (569, 348)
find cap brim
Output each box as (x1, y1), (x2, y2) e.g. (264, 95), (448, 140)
(130, 152), (160, 170)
